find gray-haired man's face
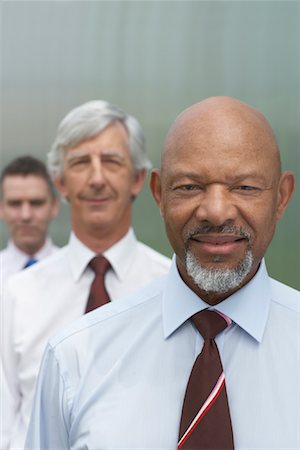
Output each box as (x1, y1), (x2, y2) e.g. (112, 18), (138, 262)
(54, 122), (146, 245)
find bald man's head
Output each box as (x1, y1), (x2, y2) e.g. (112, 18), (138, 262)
(151, 96), (294, 305)
(162, 96), (281, 176)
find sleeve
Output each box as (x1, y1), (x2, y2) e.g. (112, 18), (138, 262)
(0, 283), (20, 449)
(24, 343), (70, 449)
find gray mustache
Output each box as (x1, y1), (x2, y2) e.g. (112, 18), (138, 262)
(184, 225), (252, 242)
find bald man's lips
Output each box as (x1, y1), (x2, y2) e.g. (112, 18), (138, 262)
(190, 234), (246, 255)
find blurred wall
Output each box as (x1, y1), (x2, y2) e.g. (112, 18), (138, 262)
(1, 0), (299, 289)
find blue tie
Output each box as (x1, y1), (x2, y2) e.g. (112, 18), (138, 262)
(23, 258), (38, 269)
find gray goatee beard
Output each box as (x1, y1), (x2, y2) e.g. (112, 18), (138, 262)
(184, 225), (254, 294)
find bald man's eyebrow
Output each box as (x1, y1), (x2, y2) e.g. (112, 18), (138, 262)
(166, 170), (273, 186)
(229, 172), (273, 185)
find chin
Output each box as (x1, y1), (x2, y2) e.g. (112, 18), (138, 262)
(89, 220), (111, 230)
(185, 249), (254, 294)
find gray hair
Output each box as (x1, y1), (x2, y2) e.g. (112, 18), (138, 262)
(48, 100), (151, 179)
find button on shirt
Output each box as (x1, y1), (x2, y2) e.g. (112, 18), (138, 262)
(25, 257), (300, 450)
(0, 238), (58, 280)
(0, 229), (171, 450)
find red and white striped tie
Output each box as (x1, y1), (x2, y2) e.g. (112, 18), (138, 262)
(178, 309), (234, 450)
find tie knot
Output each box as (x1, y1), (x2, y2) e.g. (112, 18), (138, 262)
(89, 255), (110, 275)
(192, 309), (231, 340)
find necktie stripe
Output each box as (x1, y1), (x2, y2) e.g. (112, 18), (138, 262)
(178, 372), (225, 448)
(215, 310), (232, 327)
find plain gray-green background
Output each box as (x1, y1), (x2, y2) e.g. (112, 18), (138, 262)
(1, 1), (299, 289)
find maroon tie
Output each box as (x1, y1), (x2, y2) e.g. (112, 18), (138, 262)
(85, 255), (111, 313)
(178, 309), (234, 450)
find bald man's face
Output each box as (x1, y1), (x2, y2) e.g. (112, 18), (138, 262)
(151, 99), (294, 303)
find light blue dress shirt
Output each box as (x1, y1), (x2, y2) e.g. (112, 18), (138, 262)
(25, 257), (300, 449)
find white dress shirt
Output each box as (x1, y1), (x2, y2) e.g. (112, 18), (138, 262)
(0, 238), (58, 280)
(0, 229), (171, 450)
(25, 257), (299, 450)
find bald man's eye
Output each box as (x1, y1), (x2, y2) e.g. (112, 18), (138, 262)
(174, 184), (203, 191)
(232, 185), (262, 195)
(238, 185), (256, 190)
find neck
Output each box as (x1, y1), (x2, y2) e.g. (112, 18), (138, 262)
(15, 240), (46, 256)
(73, 226), (129, 253)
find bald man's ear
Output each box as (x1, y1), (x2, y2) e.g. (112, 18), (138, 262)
(150, 169), (163, 216)
(275, 171), (295, 220)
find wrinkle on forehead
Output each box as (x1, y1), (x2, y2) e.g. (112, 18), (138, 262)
(162, 96), (281, 175)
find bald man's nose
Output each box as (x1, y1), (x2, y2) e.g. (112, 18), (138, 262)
(194, 186), (238, 226)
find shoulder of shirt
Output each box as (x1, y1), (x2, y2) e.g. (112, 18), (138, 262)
(135, 241), (171, 266)
(270, 277), (300, 313)
(48, 274), (167, 349)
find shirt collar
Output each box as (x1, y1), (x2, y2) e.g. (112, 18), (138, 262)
(68, 228), (138, 282)
(163, 256), (271, 343)
(103, 228), (137, 281)
(67, 233), (95, 281)
(34, 237), (56, 259)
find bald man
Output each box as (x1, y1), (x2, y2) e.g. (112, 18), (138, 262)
(25, 97), (299, 450)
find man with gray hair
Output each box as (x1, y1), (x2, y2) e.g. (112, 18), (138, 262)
(0, 100), (171, 449)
